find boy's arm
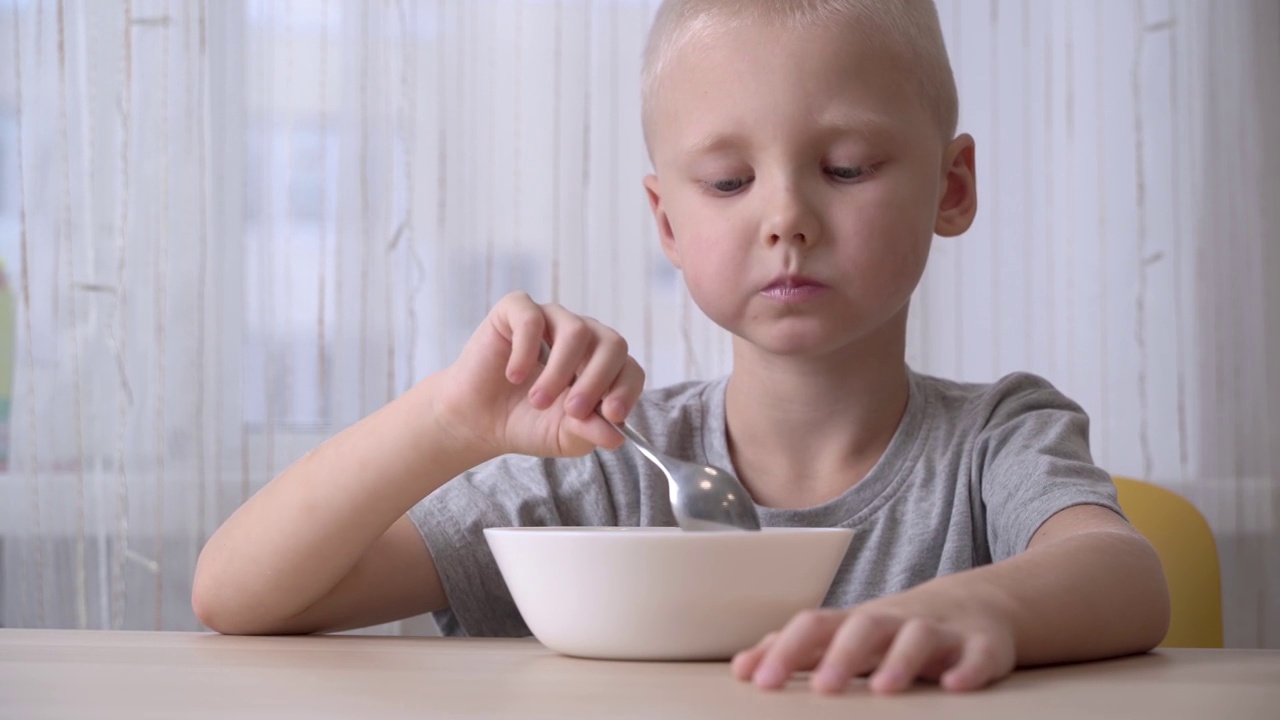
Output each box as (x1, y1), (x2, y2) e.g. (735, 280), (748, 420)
(962, 503), (1170, 665)
(193, 292), (645, 636)
(191, 372), (490, 635)
(732, 504), (1169, 694)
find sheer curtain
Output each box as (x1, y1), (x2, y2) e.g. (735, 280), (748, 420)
(1, 0), (1276, 646)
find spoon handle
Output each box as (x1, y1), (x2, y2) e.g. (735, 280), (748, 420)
(602, 417), (667, 471)
(610, 418), (653, 449)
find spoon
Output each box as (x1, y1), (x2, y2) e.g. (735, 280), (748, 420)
(536, 342), (761, 531)
(604, 417), (762, 532)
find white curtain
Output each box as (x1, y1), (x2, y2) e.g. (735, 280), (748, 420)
(1, 0), (1276, 647)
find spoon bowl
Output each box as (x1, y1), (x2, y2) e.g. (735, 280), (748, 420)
(607, 419), (761, 531)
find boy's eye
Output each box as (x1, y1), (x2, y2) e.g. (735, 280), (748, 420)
(826, 166), (871, 181)
(705, 176), (753, 194)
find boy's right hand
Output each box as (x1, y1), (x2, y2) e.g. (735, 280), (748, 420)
(437, 292), (646, 461)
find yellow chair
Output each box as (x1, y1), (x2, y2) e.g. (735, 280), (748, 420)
(1113, 476), (1224, 648)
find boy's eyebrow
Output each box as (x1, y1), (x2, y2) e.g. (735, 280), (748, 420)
(817, 113), (899, 140)
(679, 114), (899, 156)
(680, 131), (751, 157)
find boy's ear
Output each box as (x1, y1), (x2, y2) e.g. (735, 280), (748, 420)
(935, 133), (978, 237)
(644, 174), (683, 269)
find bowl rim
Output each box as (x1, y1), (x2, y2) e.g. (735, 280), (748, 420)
(482, 526), (853, 538)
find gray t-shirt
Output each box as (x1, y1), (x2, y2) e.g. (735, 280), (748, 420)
(409, 369), (1123, 637)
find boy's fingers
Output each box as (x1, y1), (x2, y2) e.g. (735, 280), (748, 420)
(731, 632), (778, 681)
(868, 620), (957, 695)
(528, 305), (593, 409)
(810, 612), (899, 694)
(495, 293), (545, 385)
(600, 360), (645, 424)
(752, 610), (844, 690)
(562, 323), (628, 420)
(940, 636), (1006, 692)
(561, 411), (624, 451)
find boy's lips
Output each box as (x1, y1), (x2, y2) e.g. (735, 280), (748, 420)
(760, 275), (827, 302)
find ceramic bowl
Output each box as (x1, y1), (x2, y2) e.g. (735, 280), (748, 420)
(483, 526), (853, 661)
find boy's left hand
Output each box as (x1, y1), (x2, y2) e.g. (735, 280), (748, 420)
(731, 591), (1016, 695)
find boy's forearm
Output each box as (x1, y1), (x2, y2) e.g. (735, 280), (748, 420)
(902, 529), (1170, 666)
(193, 371), (492, 632)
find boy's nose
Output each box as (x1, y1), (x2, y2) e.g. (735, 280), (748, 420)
(768, 231), (812, 247)
(765, 214), (818, 249)
(763, 186), (819, 249)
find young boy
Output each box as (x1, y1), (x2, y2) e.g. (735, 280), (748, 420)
(192, 0), (1170, 695)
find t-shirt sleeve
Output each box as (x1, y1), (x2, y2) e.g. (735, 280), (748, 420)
(973, 373), (1125, 562)
(407, 452), (616, 637)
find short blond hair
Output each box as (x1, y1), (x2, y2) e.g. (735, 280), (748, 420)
(641, 0), (959, 146)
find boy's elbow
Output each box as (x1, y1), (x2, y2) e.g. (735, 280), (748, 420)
(1147, 586), (1173, 651)
(1130, 537), (1173, 652)
(191, 571), (243, 635)
(191, 561), (269, 635)
(191, 568), (318, 636)
(1133, 589), (1172, 653)
(192, 585), (277, 635)
(1146, 603), (1172, 652)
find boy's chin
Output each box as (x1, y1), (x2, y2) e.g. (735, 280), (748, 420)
(734, 327), (868, 360)
(730, 316), (905, 361)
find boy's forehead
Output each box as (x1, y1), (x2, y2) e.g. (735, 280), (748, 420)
(641, 1), (958, 154)
(647, 20), (922, 151)
(674, 13), (916, 81)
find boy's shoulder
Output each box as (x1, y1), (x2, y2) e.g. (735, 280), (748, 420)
(628, 370), (1084, 426)
(910, 368), (1090, 436)
(620, 369), (1089, 454)
(914, 367), (1070, 400)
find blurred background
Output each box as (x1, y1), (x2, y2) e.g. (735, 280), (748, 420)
(0, 0), (1276, 646)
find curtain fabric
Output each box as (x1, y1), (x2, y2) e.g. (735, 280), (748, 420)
(0, 0), (1276, 646)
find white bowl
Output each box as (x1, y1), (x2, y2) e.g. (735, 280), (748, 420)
(483, 526), (853, 661)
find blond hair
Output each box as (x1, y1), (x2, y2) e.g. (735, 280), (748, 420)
(641, 0), (959, 145)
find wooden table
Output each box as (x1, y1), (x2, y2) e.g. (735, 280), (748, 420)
(2, 630), (1278, 719)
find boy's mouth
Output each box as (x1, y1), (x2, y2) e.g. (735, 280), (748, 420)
(760, 275), (827, 302)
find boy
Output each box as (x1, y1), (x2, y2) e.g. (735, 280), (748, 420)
(193, 0), (1170, 695)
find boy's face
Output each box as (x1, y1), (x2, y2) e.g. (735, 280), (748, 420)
(645, 20), (976, 359)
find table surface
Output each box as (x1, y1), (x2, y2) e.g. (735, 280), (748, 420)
(2, 629), (1278, 719)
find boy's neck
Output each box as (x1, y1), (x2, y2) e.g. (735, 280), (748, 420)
(723, 324), (911, 510)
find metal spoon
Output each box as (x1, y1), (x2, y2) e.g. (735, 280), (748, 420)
(537, 342), (761, 531)
(603, 416), (761, 532)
